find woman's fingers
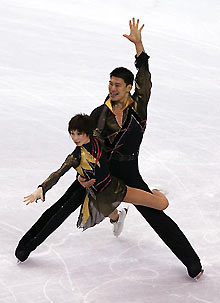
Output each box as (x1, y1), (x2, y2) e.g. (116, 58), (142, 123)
(24, 194), (36, 205)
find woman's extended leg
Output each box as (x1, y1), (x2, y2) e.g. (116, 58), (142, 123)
(124, 187), (169, 210)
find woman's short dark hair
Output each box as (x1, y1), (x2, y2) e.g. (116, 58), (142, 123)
(68, 114), (95, 137)
(110, 67), (134, 86)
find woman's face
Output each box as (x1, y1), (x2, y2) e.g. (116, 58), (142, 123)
(70, 130), (90, 146)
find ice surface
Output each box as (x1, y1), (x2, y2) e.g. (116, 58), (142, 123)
(1, 0), (220, 302)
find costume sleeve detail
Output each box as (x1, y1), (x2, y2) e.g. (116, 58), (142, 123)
(135, 51), (150, 69)
(132, 52), (152, 120)
(40, 151), (80, 195)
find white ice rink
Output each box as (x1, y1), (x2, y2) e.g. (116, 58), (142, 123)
(1, 0), (220, 302)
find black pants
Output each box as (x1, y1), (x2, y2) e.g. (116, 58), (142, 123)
(18, 180), (86, 249)
(17, 160), (201, 277)
(110, 159), (201, 277)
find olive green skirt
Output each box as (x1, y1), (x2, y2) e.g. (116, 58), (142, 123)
(77, 176), (127, 231)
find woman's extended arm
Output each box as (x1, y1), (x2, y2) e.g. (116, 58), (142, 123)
(23, 151), (80, 205)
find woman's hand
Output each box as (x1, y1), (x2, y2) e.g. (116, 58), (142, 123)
(78, 175), (96, 188)
(24, 187), (44, 205)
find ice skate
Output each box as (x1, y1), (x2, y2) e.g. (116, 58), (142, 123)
(187, 261), (204, 280)
(15, 244), (32, 263)
(112, 208), (128, 237)
(194, 269), (204, 281)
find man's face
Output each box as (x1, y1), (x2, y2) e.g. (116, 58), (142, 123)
(108, 76), (132, 102)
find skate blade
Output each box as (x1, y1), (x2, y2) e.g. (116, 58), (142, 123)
(194, 269), (204, 281)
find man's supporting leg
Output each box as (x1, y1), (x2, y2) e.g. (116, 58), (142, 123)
(16, 181), (85, 261)
(110, 159), (202, 278)
(135, 204), (202, 278)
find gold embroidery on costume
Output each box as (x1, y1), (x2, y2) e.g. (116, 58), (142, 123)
(75, 146), (100, 177)
(82, 194), (90, 225)
(76, 147), (101, 225)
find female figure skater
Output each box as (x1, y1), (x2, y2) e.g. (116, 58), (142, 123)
(24, 114), (168, 235)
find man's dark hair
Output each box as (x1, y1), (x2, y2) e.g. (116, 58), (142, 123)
(68, 114), (95, 137)
(110, 67), (134, 86)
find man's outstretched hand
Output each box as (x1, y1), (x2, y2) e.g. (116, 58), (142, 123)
(123, 18), (145, 56)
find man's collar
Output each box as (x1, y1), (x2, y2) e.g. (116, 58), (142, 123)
(104, 97), (134, 114)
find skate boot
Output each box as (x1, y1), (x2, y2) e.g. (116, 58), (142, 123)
(15, 245), (32, 262)
(112, 208), (128, 237)
(15, 238), (37, 262)
(187, 261), (204, 281)
(194, 269), (204, 281)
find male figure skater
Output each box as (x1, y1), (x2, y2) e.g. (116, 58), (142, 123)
(79, 18), (203, 279)
(15, 18), (203, 280)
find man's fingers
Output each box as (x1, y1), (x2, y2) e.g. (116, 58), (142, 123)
(84, 179), (96, 187)
(140, 24), (144, 31)
(78, 175), (96, 188)
(88, 179), (96, 184)
(86, 179), (96, 186)
(132, 17), (135, 26)
(129, 19), (132, 30)
(78, 175), (86, 182)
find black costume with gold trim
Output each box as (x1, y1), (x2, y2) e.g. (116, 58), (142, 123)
(91, 52), (151, 162)
(91, 52), (202, 277)
(40, 137), (126, 230)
